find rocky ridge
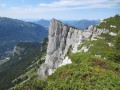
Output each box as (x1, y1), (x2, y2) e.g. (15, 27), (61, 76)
(38, 18), (109, 78)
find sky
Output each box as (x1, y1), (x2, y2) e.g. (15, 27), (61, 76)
(0, 0), (120, 20)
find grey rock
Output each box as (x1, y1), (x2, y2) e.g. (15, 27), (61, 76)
(37, 18), (109, 79)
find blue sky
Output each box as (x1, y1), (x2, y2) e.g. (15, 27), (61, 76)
(0, 0), (120, 20)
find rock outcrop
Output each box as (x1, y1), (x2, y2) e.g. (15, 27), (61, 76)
(13, 46), (25, 56)
(37, 18), (108, 78)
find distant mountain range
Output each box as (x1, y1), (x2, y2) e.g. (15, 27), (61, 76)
(63, 19), (100, 29)
(0, 17), (48, 42)
(34, 19), (100, 30)
(0, 17), (48, 58)
(33, 19), (50, 28)
(0, 17), (99, 59)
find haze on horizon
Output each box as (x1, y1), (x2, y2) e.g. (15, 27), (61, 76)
(0, 0), (120, 20)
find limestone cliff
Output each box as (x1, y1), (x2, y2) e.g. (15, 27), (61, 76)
(37, 18), (108, 78)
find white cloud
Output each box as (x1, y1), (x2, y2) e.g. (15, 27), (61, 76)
(0, 0), (119, 19)
(3, 0), (119, 14)
(39, 0), (120, 8)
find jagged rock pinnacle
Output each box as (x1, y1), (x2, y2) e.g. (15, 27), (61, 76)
(37, 18), (108, 79)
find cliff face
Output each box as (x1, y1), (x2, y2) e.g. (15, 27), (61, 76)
(37, 18), (108, 78)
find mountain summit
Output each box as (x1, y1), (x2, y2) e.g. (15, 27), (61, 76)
(37, 18), (109, 78)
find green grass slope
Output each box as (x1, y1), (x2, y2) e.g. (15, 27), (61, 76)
(15, 15), (120, 90)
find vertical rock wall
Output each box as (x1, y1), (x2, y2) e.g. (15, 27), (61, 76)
(37, 18), (108, 78)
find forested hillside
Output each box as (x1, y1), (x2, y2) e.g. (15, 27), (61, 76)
(0, 38), (48, 90)
(0, 17), (48, 59)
